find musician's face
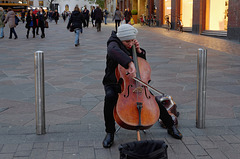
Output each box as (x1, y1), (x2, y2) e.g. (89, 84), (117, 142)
(122, 39), (135, 49)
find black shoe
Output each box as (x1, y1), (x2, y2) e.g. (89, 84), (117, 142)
(9, 37), (12, 39)
(14, 37), (18, 39)
(75, 43), (80, 47)
(167, 125), (182, 139)
(102, 133), (114, 148)
(33, 35), (35, 38)
(26, 35), (29, 39)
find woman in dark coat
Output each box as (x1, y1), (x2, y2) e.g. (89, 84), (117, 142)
(94, 6), (103, 32)
(83, 8), (89, 28)
(53, 10), (59, 24)
(67, 5), (85, 47)
(37, 7), (47, 38)
(26, 9), (37, 38)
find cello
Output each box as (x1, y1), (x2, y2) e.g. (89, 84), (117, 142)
(114, 45), (160, 140)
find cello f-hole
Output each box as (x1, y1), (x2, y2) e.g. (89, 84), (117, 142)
(144, 87), (151, 99)
(124, 85), (133, 98)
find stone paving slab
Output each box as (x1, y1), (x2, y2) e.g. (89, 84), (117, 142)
(0, 19), (240, 158)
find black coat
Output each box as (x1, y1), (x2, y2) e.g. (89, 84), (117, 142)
(83, 9), (89, 20)
(91, 9), (95, 20)
(67, 11), (85, 30)
(102, 31), (146, 85)
(37, 11), (47, 27)
(53, 12), (59, 20)
(94, 8), (103, 23)
(26, 14), (37, 28)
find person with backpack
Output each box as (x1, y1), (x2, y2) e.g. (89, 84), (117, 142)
(0, 7), (5, 39)
(4, 7), (18, 39)
(67, 5), (85, 47)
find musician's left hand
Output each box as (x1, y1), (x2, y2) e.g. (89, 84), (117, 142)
(134, 40), (142, 54)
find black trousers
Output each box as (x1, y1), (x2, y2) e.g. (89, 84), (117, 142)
(104, 84), (174, 133)
(96, 22), (101, 31)
(9, 28), (17, 38)
(27, 27), (35, 36)
(115, 20), (121, 32)
(85, 18), (89, 27)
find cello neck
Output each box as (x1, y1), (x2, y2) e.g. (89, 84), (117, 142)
(132, 45), (141, 79)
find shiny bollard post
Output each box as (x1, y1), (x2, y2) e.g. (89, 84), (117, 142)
(34, 51), (46, 135)
(196, 48), (207, 129)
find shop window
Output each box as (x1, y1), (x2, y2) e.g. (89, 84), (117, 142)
(181, 0), (193, 27)
(39, 1), (43, 6)
(208, 0), (228, 30)
(164, 0), (171, 24)
(29, 1), (33, 6)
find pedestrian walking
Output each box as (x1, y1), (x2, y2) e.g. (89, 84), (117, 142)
(0, 7), (5, 39)
(90, 6), (95, 27)
(62, 11), (67, 22)
(94, 6), (103, 32)
(103, 8), (109, 25)
(124, 8), (132, 24)
(37, 7), (47, 38)
(83, 7), (89, 28)
(33, 8), (39, 35)
(21, 9), (26, 23)
(25, 9), (37, 39)
(67, 5), (85, 47)
(112, 7), (122, 32)
(49, 10), (53, 22)
(166, 16), (171, 31)
(4, 7), (18, 39)
(102, 24), (182, 148)
(53, 10), (59, 24)
(177, 17), (183, 32)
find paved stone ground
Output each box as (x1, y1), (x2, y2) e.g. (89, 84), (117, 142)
(0, 19), (240, 159)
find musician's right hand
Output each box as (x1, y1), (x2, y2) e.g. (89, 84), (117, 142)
(127, 62), (136, 78)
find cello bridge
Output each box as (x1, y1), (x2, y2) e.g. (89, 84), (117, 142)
(133, 87), (143, 93)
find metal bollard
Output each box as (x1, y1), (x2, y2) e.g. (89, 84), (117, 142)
(34, 51), (46, 135)
(196, 48), (207, 129)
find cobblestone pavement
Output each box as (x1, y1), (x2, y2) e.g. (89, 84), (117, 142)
(0, 19), (240, 159)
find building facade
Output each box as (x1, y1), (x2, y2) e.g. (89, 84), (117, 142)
(28, 0), (95, 13)
(115, 0), (240, 42)
(0, 0), (29, 12)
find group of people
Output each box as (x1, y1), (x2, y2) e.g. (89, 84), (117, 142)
(67, 5), (110, 47)
(0, 7), (60, 39)
(112, 7), (132, 32)
(1, 6), (184, 148)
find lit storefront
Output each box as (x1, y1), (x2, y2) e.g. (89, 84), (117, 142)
(163, 0), (171, 24)
(181, 0), (193, 27)
(206, 0), (228, 31)
(146, 0), (239, 41)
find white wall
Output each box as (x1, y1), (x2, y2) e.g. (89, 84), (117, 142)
(56, 0), (94, 13)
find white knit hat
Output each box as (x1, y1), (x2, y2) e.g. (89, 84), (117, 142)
(116, 24), (138, 41)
